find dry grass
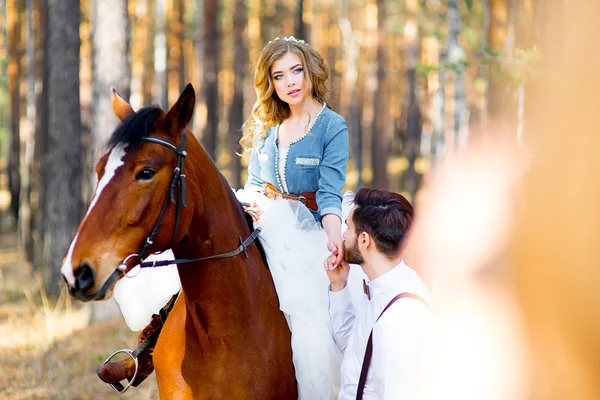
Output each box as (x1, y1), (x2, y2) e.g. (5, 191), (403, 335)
(0, 230), (159, 399)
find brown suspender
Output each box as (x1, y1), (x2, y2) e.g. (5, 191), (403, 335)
(356, 292), (428, 400)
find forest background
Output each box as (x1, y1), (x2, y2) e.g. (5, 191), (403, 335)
(0, 0), (555, 398)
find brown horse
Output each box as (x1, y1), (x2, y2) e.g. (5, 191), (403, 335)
(60, 84), (297, 399)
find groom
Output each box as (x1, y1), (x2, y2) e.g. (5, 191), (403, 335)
(325, 188), (432, 399)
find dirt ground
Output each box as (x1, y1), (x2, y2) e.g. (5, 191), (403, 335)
(0, 211), (159, 399)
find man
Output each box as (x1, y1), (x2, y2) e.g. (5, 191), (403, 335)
(325, 188), (432, 399)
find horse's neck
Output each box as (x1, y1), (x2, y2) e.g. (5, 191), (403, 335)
(173, 143), (273, 339)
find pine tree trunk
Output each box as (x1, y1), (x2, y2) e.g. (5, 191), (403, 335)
(44, 0), (83, 296)
(472, 0), (490, 129)
(176, 0), (185, 91)
(0, 0), (6, 137)
(404, 4), (421, 201)
(338, 14), (362, 188)
(447, 0), (467, 148)
(19, 0), (35, 257)
(433, 3), (447, 161)
(487, 0), (507, 122)
(31, 0), (48, 269)
(142, 0), (156, 105)
(155, 0), (168, 108)
(89, 0), (131, 321)
(203, 0), (220, 160)
(371, 0), (388, 190)
(7, 0), (23, 223)
(295, 0), (305, 40)
(90, 0), (131, 163)
(191, 0), (204, 136)
(228, 0), (246, 189)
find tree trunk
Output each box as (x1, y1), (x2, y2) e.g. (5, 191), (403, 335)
(260, 0), (274, 46)
(447, 0), (467, 149)
(90, 0), (131, 163)
(191, 0), (205, 137)
(354, 66), (364, 188)
(155, 0), (168, 109)
(433, 3), (447, 161)
(0, 0), (6, 136)
(19, 0), (35, 256)
(371, 0), (388, 190)
(295, 0), (305, 40)
(471, 0), (490, 129)
(176, 0), (185, 91)
(487, 0), (507, 122)
(31, 0), (48, 269)
(142, 0), (156, 105)
(7, 0), (23, 223)
(165, 0), (185, 104)
(403, 2), (421, 201)
(338, 13), (362, 189)
(326, 15), (340, 112)
(44, 0), (83, 296)
(0, 0), (6, 224)
(89, 0), (131, 321)
(228, 0), (246, 189)
(203, 0), (220, 160)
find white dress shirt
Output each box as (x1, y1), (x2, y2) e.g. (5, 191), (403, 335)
(329, 261), (432, 400)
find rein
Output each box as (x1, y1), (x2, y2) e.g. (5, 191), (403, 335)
(94, 129), (261, 300)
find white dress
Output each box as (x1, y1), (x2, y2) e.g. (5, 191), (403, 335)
(114, 190), (366, 400)
(236, 189), (366, 400)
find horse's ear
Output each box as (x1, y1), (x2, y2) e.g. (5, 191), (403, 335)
(165, 83), (196, 136)
(111, 88), (135, 121)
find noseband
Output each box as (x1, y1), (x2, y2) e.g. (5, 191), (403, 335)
(95, 129), (261, 299)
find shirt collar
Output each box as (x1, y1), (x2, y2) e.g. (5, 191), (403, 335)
(366, 260), (409, 299)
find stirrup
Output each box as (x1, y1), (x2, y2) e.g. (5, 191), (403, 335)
(100, 348), (139, 394)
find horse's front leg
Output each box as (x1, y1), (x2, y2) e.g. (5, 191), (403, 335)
(154, 297), (196, 399)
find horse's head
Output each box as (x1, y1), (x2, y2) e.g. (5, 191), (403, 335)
(61, 84), (196, 301)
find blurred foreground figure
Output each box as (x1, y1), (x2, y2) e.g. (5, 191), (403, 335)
(403, 2), (600, 399)
(510, 2), (600, 399)
(402, 138), (528, 400)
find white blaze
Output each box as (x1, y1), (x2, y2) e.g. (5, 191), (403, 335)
(61, 144), (127, 286)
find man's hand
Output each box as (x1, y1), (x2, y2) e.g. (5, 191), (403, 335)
(327, 238), (344, 268)
(324, 255), (350, 292)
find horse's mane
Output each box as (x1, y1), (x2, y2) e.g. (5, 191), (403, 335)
(108, 106), (163, 150)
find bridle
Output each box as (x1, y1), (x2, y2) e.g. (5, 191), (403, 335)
(94, 129), (261, 299)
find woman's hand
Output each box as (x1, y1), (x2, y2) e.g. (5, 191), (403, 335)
(243, 202), (262, 223)
(327, 238), (344, 268)
(322, 214), (344, 267)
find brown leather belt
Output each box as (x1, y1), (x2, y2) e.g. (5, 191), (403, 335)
(263, 182), (318, 211)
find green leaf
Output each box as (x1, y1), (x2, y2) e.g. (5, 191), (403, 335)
(485, 45), (504, 58)
(416, 62), (438, 77)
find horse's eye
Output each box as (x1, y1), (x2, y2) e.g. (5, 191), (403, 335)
(136, 168), (156, 181)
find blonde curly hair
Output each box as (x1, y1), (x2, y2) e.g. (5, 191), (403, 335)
(240, 37), (330, 152)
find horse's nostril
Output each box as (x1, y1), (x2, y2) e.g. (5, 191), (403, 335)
(74, 262), (95, 292)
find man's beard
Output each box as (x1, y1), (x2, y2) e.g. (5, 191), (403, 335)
(344, 240), (364, 264)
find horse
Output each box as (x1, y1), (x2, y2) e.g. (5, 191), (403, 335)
(60, 84), (297, 399)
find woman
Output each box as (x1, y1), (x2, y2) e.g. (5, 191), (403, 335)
(236, 36), (350, 399)
(99, 37), (352, 399)
(241, 36), (347, 258)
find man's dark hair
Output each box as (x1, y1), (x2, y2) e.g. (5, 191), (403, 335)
(352, 188), (414, 258)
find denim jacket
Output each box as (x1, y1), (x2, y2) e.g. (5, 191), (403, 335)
(245, 107), (349, 222)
